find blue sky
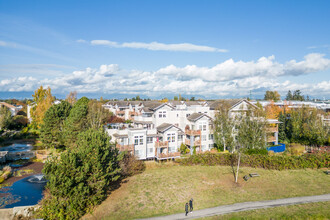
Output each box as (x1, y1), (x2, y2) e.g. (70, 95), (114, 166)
(0, 0), (329, 99)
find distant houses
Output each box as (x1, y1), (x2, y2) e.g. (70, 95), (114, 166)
(0, 102), (23, 116)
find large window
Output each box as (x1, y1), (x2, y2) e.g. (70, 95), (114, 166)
(159, 111), (166, 118)
(202, 135), (206, 141)
(147, 137), (153, 144)
(178, 135), (183, 141)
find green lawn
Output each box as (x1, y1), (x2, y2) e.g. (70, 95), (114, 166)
(83, 162), (330, 220)
(199, 201), (330, 220)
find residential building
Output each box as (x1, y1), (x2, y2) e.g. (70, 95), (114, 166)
(104, 99), (279, 160)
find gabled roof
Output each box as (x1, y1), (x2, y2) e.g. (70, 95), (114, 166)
(156, 123), (182, 133)
(0, 102), (16, 109)
(209, 99), (257, 110)
(187, 113), (212, 122)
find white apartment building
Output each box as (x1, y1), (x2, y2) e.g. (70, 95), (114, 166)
(104, 99), (279, 160)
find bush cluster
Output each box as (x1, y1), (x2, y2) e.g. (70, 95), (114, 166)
(119, 152), (146, 177)
(176, 152), (329, 170)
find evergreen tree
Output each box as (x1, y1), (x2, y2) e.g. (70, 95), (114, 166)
(40, 129), (121, 219)
(286, 90), (293, 100)
(0, 106), (12, 130)
(63, 97), (89, 147)
(40, 101), (71, 149)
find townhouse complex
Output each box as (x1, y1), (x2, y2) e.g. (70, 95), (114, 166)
(103, 99), (280, 160)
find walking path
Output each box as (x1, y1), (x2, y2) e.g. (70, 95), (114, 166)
(140, 194), (330, 220)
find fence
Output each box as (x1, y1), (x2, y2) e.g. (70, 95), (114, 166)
(267, 143), (286, 153)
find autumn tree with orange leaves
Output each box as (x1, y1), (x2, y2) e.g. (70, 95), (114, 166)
(30, 86), (55, 129)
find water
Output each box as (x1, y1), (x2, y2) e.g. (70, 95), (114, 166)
(0, 174), (46, 208)
(0, 143), (33, 152)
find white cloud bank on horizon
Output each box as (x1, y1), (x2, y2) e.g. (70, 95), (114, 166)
(88, 39), (228, 52)
(1, 53), (330, 98)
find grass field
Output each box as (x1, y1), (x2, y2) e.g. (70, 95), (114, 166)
(83, 162), (330, 220)
(200, 201), (330, 220)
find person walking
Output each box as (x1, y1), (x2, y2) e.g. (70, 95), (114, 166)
(185, 202), (189, 216)
(189, 198), (193, 213)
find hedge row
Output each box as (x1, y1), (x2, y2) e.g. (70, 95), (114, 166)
(176, 152), (329, 170)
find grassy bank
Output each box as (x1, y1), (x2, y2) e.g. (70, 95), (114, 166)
(83, 162), (330, 220)
(200, 201), (330, 219)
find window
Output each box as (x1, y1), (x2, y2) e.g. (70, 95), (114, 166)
(167, 134), (171, 142)
(209, 144), (214, 148)
(202, 135), (206, 141)
(135, 150), (141, 156)
(186, 114), (190, 118)
(209, 134), (214, 140)
(148, 148), (153, 153)
(199, 125), (202, 130)
(167, 133), (175, 142)
(134, 136), (139, 145)
(147, 137), (153, 144)
(139, 136), (143, 145)
(159, 111), (166, 118)
(178, 135), (183, 141)
(203, 124), (207, 131)
(169, 147), (175, 153)
(177, 114), (179, 117)
(202, 145), (207, 151)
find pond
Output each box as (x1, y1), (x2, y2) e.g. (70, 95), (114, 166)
(0, 174), (46, 208)
(0, 142), (35, 163)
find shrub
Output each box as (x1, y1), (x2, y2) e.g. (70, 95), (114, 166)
(119, 152), (145, 177)
(176, 152), (329, 170)
(179, 143), (189, 154)
(244, 148), (268, 155)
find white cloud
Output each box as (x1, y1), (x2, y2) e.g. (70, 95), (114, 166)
(1, 53), (329, 98)
(90, 40), (227, 52)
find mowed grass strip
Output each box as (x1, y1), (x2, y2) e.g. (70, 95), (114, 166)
(83, 162), (330, 220)
(199, 201), (330, 220)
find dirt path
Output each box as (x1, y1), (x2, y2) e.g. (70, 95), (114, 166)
(140, 194), (330, 220)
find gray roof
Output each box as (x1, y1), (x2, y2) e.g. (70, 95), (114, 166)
(113, 133), (128, 138)
(209, 99), (242, 110)
(156, 123), (183, 133)
(156, 123), (173, 133)
(187, 113), (211, 122)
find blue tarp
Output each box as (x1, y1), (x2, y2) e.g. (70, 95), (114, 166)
(267, 143), (286, 153)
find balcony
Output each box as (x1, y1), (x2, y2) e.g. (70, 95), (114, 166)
(155, 141), (168, 148)
(267, 136), (276, 143)
(116, 144), (134, 152)
(155, 152), (180, 160)
(116, 110), (125, 115)
(184, 139), (201, 146)
(267, 127), (278, 133)
(185, 129), (201, 136)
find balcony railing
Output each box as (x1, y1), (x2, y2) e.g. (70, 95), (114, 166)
(116, 110), (125, 115)
(184, 139), (201, 146)
(155, 152), (180, 159)
(267, 136), (276, 143)
(116, 144), (134, 152)
(185, 129), (201, 136)
(155, 141), (168, 148)
(267, 127), (278, 133)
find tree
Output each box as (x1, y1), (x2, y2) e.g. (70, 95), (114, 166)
(30, 86), (55, 129)
(264, 91), (281, 102)
(292, 90), (305, 101)
(160, 98), (168, 103)
(40, 129), (121, 219)
(40, 101), (72, 149)
(86, 100), (112, 129)
(214, 102), (235, 152)
(265, 101), (282, 119)
(63, 97), (89, 147)
(190, 97), (195, 101)
(0, 106), (12, 130)
(173, 96), (178, 101)
(233, 108), (267, 183)
(66, 91), (77, 105)
(286, 90), (293, 100)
